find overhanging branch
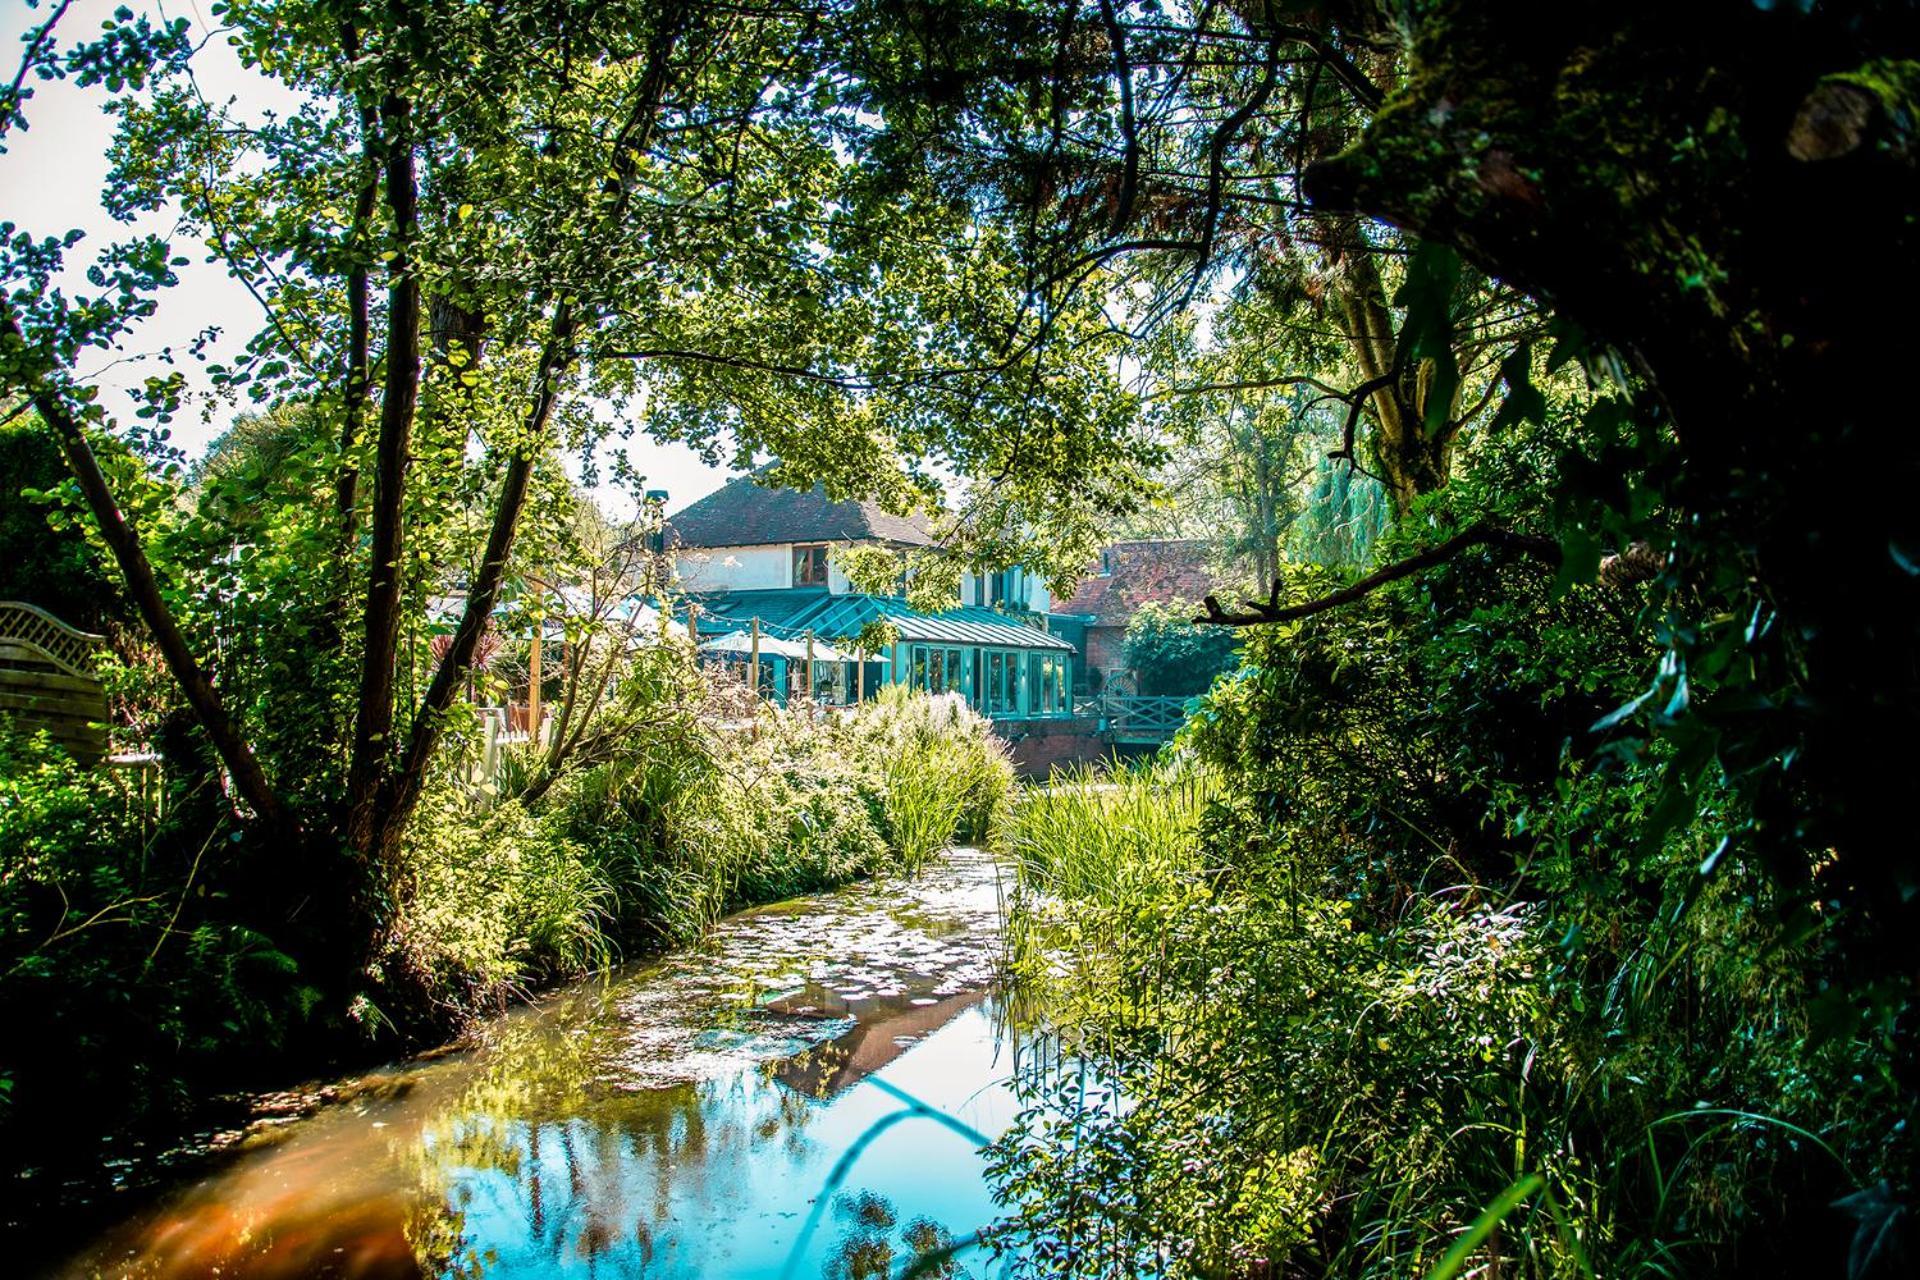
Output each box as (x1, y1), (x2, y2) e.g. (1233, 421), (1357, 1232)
(1195, 524), (1561, 626)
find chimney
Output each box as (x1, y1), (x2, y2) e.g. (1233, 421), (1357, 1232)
(645, 490), (669, 554)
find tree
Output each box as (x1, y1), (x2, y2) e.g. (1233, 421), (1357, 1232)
(1122, 599), (1239, 697)
(1, 0), (1159, 1018)
(0, 411), (123, 631)
(843, 0), (1539, 515)
(847, 0), (1920, 962)
(1295, 0), (1920, 954)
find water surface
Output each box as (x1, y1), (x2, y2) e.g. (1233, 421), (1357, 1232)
(52, 849), (1018, 1280)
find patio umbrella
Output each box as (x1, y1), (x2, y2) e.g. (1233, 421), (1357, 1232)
(698, 630), (811, 660)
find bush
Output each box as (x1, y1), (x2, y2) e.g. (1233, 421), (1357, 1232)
(1120, 601), (1241, 697)
(393, 786), (611, 1011)
(994, 486), (1910, 1276)
(0, 731), (313, 1166)
(397, 677), (1013, 1003)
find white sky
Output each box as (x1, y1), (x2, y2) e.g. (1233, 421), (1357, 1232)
(2, 0), (733, 514)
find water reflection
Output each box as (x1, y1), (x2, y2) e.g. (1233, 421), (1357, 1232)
(53, 852), (1020, 1280)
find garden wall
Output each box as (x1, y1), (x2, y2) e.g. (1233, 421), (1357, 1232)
(995, 716), (1111, 778)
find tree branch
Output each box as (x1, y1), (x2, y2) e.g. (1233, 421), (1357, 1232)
(1097, 0), (1140, 236)
(1195, 524), (1560, 626)
(378, 304), (577, 847)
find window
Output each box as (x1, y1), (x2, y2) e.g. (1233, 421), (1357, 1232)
(910, 645), (966, 696)
(793, 543), (828, 587)
(975, 648), (1027, 716)
(1029, 652), (1065, 715)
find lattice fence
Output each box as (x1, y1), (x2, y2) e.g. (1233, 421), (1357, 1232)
(0, 601), (108, 761)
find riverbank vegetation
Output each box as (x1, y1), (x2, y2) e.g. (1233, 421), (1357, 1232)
(5, 0), (1917, 1273)
(1, 669), (1008, 1203)
(996, 456), (1907, 1276)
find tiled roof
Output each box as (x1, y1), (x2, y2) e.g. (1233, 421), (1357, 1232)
(1054, 538), (1215, 626)
(685, 590), (1072, 652)
(666, 470), (935, 550)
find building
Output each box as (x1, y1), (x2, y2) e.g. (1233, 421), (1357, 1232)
(664, 472), (1075, 721)
(1049, 539), (1216, 697)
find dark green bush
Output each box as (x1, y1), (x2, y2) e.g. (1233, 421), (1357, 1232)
(0, 731), (314, 1171)
(996, 463), (1911, 1275)
(1120, 601), (1241, 697)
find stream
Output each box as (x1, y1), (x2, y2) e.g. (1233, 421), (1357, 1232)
(46, 848), (1022, 1280)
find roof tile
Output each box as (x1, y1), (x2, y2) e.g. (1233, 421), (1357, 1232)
(666, 471), (935, 550)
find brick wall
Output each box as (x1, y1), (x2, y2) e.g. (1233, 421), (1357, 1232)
(994, 716), (1109, 778)
(1081, 625), (1125, 693)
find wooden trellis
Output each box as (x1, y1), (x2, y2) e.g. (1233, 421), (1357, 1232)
(0, 601), (108, 762)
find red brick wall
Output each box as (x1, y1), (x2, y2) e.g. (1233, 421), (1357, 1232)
(995, 716), (1109, 778)
(1081, 625), (1125, 692)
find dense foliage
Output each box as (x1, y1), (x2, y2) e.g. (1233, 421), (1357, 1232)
(0, 414), (123, 631)
(997, 427), (1912, 1275)
(1120, 602), (1240, 698)
(0, 668), (1009, 1215)
(5, 0), (1918, 1271)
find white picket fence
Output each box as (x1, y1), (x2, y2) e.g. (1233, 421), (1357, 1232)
(470, 705), (548, 793)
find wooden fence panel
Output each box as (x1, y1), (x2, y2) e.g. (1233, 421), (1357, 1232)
(0, 601), (108, 763)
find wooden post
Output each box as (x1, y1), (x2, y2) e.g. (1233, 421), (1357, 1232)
(856, 647), (865, 702)
(804, 630), (815, 706)
(750, 617), (761, 694)
(528, 579), (543, 745)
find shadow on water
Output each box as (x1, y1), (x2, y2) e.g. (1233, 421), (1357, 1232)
(46, 850), (1031, 1280)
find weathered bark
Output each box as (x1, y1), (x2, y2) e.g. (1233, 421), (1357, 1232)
(1, 310), (292, 835)
(345, 92), (422, 858)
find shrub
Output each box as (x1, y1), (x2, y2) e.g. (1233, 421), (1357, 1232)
(1120, 601), (1241, 697)
(0, 730), (311, 1166)
(994, 496), (1909, 1277)
(393, 785), (611, 1010)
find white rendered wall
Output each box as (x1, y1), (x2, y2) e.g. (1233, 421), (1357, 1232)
(957, 568), (1049, 611)
(674, 544), (792, 592)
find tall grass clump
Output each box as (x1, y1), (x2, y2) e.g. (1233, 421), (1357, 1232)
(396, 663), (1015, 1013)
(392, 785), (613, 1016)
(998, 756), (1222, 1047)
(856, 686), (1014, 868)
(1005, 757), (1220, 904)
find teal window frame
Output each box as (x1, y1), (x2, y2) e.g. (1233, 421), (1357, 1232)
(909, 644), (966, 696)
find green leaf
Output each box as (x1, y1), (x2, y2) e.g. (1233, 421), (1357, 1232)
(1551, 527), (1601, 597)
(1426, 1174), (1546, 1280)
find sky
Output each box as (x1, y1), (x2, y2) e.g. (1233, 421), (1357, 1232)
(2, 0), (735, 515)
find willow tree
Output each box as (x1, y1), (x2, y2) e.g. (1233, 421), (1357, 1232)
(839, 0), (1541, 517)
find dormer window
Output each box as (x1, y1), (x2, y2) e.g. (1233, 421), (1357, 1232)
(793, 543), (829, 587)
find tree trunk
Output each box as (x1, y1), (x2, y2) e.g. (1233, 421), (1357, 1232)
(375, 304), (577, 852)
(346, 93), (421, 859)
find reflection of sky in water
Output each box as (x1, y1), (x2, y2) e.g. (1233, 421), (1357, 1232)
(441, 1006), (1016, 1278)
(50, 851), (1022, 1280)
